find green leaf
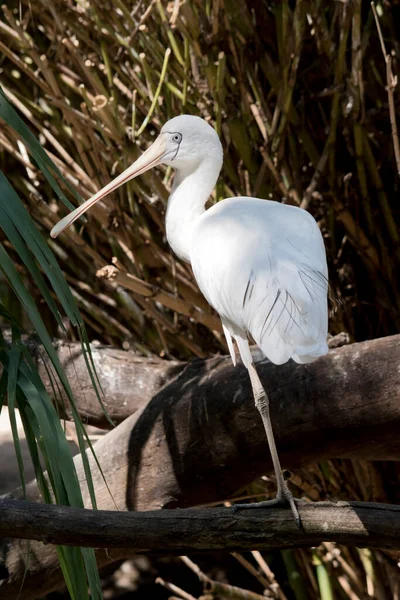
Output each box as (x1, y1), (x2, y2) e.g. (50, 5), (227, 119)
(0, 172), (79, 326)
(0, 370), (7, 414)
(13, 349), (100, 599)
(0, 244), (102, 597)
(0, 172), (113, 428)
(7, 344), (25, 497)
(0, 85), (86, 216)
(0, 186), (65, 330)
(0, 327), (7, 413)
(0, 87), (107, 598)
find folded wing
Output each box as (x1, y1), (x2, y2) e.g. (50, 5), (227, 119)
(191, 198), (329, 367)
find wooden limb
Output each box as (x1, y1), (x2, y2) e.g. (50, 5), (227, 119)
(1, 498), (400, 552)
(0, 334), (348, 429)
(0, 336), (185, 428)
(1, 334), (400, 598)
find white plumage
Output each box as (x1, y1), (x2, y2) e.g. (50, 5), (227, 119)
(51, 114), (330, 526)
(191, 197), (328, 368)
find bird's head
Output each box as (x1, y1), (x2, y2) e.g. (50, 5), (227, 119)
(50, 115), (222, 239)
(160, 115), (223, 169)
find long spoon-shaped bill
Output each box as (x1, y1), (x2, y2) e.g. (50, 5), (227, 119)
(50, 135), (166, 239)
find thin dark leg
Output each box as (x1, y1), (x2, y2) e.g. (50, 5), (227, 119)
(234, 363), (301, 528)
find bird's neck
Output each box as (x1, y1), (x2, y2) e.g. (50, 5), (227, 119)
(166, 158), (221, 263)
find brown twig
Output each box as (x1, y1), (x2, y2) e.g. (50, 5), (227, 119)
(371, 2), (400, 178)
(96, 264), (222, 332)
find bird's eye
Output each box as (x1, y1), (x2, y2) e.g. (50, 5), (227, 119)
(172, 133), (182, 143)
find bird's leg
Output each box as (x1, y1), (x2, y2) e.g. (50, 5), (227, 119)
(234, 362), (301, 528)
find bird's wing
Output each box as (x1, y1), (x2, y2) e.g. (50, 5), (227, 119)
(191, 198), (329, 366)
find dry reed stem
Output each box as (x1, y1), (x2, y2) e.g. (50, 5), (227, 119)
(371, 2), (400, 178)
(96, 264), (222, 332)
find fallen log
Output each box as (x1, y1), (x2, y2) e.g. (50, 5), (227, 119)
(1, 334), (400, 599)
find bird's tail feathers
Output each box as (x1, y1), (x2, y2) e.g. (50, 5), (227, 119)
(291, 339), (329, 364)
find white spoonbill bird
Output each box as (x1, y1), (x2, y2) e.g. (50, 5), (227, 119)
(51, 115), (329, 527)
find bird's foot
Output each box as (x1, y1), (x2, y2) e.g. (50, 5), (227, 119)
(233, 485), (302, 530)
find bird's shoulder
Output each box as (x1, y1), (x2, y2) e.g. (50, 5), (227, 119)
(193, 196), (321, 247)
(190, 196), (327, 290)
(199, 197), (317, 229)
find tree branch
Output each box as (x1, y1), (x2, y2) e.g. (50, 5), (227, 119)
(0, 335), (185, 428)
(1, 498), (400, 551)
(1, 334), (400, 598)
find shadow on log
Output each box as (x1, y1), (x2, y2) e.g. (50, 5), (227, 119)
(1, 334), (400, 598)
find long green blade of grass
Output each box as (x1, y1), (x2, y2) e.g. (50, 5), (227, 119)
(312, 551), (334, 600)
(0, 196), (65, 330)
(0, 369), (7, 413)
(0, 171), (79, 325)
(0, 333), (102, 599)
(0, 177), (116, 548)
(0, 85), (85, 215)
(0, 171), (114, 427)
(6, 342), (25, 498)
(281, 549), (309, 600)
(0, 245), (102, 598)
(15, 372), (93, 600)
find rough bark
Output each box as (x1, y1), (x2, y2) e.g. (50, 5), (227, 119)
(0, 336), (184, 428)
(1, 334), (400, 599)
(1, 498), (400, 551)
